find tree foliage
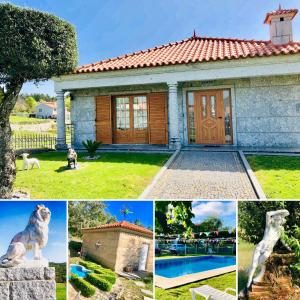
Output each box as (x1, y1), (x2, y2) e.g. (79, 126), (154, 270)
(68, 202), (117, 238)
(194, 216), (223, 232)
(239, 201), (300, 245)
(0, 3), (77, 86)
(25, 96), (37, 112)
(155, 201), (194, 235)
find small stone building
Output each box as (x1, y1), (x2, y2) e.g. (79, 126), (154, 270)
(81, 221), (153, 273)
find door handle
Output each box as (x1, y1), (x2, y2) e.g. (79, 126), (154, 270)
(218, 117), (223, 119)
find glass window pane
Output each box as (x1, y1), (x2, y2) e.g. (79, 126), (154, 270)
(201, 96), (207, 118)
(187, 92), (195, 143)
(210, 96), (216, 118)
(223, 90), (232, 143)
(116, 97), (130, 130)
(133, 96), (147, 129)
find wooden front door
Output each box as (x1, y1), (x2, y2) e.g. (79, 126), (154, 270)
(113, 95), (148, 144)
(194, 90), (225, 144)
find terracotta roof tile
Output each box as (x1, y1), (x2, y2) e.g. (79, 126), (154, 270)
(42, 102), (56, 108)
(81, 221), (153, 236)
(75, 35), (300, 74)
(264, 8), (298, 24)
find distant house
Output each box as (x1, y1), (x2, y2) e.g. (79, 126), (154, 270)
(81, 221), (153, 273)
(54, 7), (300, 149)
(35, 102), (57, 119)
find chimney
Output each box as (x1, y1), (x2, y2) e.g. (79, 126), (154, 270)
(264, 5), (298, 45)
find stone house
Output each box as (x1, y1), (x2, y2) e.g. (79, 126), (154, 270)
(81, 221), (153, 273)
(53, 7), (300, 150)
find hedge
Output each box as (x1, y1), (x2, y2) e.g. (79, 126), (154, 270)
(79, 260), (115, 277)
(70, 275), (96, 297)
(86, 273), (112, 291)
(95, 273), (116, 285)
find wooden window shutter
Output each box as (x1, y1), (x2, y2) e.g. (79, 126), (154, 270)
(148, 92), (168, 144)
(95, 95), (112, 144)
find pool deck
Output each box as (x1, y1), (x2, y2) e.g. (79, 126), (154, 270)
(155, 265), (236, 289)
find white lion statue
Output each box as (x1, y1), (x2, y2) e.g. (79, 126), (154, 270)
(0, 204), (51, 268)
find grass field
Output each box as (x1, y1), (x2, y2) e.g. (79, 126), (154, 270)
(238, 239), (255, 292)
(56, 283), (66, 300)
(155, 272), (236, 300)
(15, 152), (170, 199)
(246, 155), (300, 199)
(10, 115), (51, 124)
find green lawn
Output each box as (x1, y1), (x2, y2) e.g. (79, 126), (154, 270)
(56, 283), (66, 300)
(155, 272), (236, 300)
(238, 239), (255, 292)
(246, 155), (300, 199)
(15, 152), (170, 199)
(10, 115), (51, 124)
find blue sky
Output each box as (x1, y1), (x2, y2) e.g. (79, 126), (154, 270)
(104, 201), (153, 228)
(192, 201), (236, 230)
(0, 201), (67, 263)
(2, 0), (300, 96)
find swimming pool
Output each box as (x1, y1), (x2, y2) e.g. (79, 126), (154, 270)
(70, 264), (93, 278)
(155, 256), (236, 278)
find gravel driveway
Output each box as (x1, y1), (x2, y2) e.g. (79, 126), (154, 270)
(143, 151), (257, 199)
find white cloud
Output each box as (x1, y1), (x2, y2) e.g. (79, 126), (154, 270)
(192, 201), (236, 219)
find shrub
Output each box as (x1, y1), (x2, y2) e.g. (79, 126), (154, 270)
(79, 260), (115, 277)
(69, 240), (82, 253)
(82, 140), (102, 158)
(96, 273), (116, 285)
(86, 273), (112, 291)
(70, 275), (96, 297)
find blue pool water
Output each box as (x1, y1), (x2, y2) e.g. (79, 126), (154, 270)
(155, 256), (236, 278)
(70, 264), (93, 278)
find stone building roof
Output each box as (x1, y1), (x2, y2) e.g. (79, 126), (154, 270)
(81, 221), (153, 237)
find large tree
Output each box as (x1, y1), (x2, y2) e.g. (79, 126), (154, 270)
(68, 201), (117, 238)
(0, 4), (77, 198)
(194, 216), (223, 233)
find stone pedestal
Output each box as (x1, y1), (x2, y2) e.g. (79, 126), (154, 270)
(247, 253), (300, 300)
(0, 267), (56, 300)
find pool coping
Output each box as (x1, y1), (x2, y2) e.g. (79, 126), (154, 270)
(155, 265), (236, 289)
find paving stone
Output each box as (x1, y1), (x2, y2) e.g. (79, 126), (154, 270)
(145, 151), (257, 199)
(141, 289), (153, 296)
(134, 281), (146, 287)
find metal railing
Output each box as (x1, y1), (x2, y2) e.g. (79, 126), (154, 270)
(12, 133), (56, 150)
(156, 243), (236, 256)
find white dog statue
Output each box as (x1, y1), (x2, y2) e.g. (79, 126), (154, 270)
(0, 204), (51, 268)
(22, 153), (40, 170)
(247, 209), (290, 288)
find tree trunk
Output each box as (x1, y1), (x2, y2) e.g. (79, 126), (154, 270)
(0, 81), (23, 199)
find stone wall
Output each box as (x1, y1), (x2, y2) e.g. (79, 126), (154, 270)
(115, 231), (153, 273)
(235, 75), (300, 147)
(71, 95), (96, 148)
(0, 267), (56, 300)
(82, 230), (119, 270)
(82, 228), (153, 273)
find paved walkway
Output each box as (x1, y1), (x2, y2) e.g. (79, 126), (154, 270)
(144, 151), (257, 199)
